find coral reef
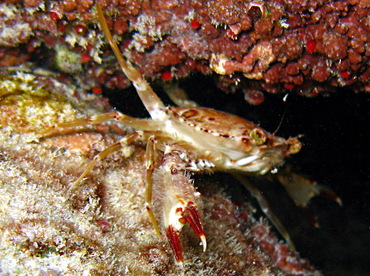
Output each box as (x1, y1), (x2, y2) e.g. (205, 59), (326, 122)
(0, 69), (322, 275)
(0, 0), (368, 104)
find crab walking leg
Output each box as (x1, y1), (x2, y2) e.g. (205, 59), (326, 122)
(154, 152), (207, 264)
(96, 3), (165, 117)
(69, 132), (141, 192)
(39, 111), (164, 137)
(145, 136), (161, 237)
(233, 174), (295, 250)
(277, 168), (342, 227)
(163, 83), (199, 108)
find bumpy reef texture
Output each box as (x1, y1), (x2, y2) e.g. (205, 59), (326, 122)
(0, 70), (323, 275)
(0, 0), (369, 104)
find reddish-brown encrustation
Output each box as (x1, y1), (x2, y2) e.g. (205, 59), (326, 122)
(0, 0), (368, 104)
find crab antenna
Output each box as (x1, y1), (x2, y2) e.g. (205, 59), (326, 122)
(272, 101), (290, 136)
(96, 3), (165, 116)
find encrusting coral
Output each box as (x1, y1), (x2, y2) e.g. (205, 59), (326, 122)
(0, 0), (369, 105)
(0, 69), (322, 275)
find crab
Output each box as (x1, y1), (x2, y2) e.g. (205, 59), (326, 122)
(39, 3), (339, 265)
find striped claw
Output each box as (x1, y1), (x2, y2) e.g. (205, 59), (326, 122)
(165, 201), (206, 264)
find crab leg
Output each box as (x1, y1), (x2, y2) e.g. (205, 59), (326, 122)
(68, 131), (141, 192)
(277, 167), (342, 227)
(145, 136), (161, 237)
(163, 83), (199, 108)
(277, 167), (342, 207)
(233, 174), (295, 250)
(39, 111), (164, 137)
(96, 3), (165, 117)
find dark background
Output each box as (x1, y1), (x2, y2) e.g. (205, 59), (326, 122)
(106, 74), (370, 276)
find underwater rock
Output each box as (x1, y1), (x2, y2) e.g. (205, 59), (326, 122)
(0, 0), (368, 105)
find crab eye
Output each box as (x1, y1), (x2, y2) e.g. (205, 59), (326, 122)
(249, 128), (267, 145)
(287, 137), (302, 154)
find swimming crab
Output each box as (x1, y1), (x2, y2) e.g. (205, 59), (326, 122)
(40, 3), (338, 265)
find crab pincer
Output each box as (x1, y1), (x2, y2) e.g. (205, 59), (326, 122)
(155, 152), (206, 264)
(165, 201), (206, 264)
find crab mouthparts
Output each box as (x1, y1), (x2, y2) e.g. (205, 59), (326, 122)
(166, 201), (206, 264)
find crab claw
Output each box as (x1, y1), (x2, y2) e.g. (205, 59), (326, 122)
(165, 200), (206, 264)
(156, 152), (207, 264)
